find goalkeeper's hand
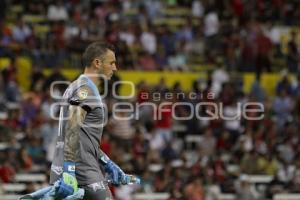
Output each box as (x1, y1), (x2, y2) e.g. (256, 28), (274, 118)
(120, 174), (141, 185)
(101, 157), (127, 186)
(105, 173), (141, 186)
(56, 162), (78, 198)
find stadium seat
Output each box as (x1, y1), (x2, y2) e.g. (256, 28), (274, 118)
(247, 175), (273, 184)
(10, 5), (23, 13)
(226, 164), (240, 174)
(189, 64), (214, 72)
(172, 124), (187, 132)
(185, 135), (202, 149)
(153, 18), (199, 27)
(133, 193), (169, 200)
(34, 25), (50, 38)
(163, 8), (190, 17)
(22, 15), (46, 24)
(148, 164), (163, 172)
(14, 173), (46, 183)
(123, 8), (138, 16)
(218, 194), (235, 200)
(6, 102), (20, 110)
(30, 164), (45, 173)
(184, 150), (200, 167)
(0, 57), (11, 70)
(0, 142), (9, 150)
(274, 194), (300, 200)
(16, 56), (32, 91)
(2, 183), (26, 193)
(1, 194), (22, 200)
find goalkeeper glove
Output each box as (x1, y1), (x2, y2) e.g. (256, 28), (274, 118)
(99, 156), (127, 186)
(123, 174), (141, 185)
(56, 162), (78, 198)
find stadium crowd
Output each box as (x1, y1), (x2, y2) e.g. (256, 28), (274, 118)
(0, 0), (300, 200)
(0, 65), (300, 199)
(0, 0), (299, 74)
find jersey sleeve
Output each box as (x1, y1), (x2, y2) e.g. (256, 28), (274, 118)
(68, 85), (99, 111)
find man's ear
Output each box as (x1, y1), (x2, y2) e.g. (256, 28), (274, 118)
(93, 58), (102, 70)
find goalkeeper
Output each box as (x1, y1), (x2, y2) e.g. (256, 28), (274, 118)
(49, 42), (138, 200)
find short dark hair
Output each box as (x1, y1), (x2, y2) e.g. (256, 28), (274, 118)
(81, 42), (114, 68)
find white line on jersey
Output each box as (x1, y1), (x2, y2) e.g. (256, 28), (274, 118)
(58, 107), (63, 136)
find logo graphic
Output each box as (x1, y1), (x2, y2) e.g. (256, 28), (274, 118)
(78, 88), (89, 100)
(50, 79), (265, 124)
(68, 165), (76, 172)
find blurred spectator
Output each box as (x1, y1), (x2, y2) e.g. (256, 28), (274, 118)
(235, 175), (258, 200)
(273, 89), (294, 128)
(290, 160), (300, 192)
(184, 177), (205, 200)
(254, 27), (273, 76)
(292, 74), (300, 97)
(147, 125), (165, 151)
(168, 42), (188, 71)
(12, 17), (32, 43)
(108, 111), (135, 150)
(257, 153), (279, 176)
(155, 98), (173, 143)
(47, 0), (69, 21)
(191, 0), (204, 18)
(5, 77), (21, 103)
(277, 162), (295, 184)
(249, 74), (266, 102)
(140, 24), (157, 55)
(0, 160), (15, 183)
(198, 128), (216, 158)
(277, 138), (295, 164)
(223, 100), (242, 142)
(211, 60), (229, 97)
(204, 7), (219, 55)
(161, 142), (178, 162)
(40, 119), (58, 152)
(100, 133), (112, 157)
(26, 137), (45, 164)
(18, 147), (33, 172)
(137, 51), (158, 70)
(158, 25), (176, 58)
(286, 31), (299, 73)
(240, 151), (259, 174)
(144, 0), (163, 20)
(175, 21), (193, 43)
(236, 129), (253, 153)
(132, 128), (149, 158)
(276, 71), (293, 96)
(119, 24), (136, 47)
(204, 8), (219, 38)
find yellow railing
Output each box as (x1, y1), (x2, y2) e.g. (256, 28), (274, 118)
(0, 56), (293, 97)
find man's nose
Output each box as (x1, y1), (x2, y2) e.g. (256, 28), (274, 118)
(112, 64), (117, 71)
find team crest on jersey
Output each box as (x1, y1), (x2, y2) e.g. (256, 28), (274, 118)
(78, 88), (88, 100)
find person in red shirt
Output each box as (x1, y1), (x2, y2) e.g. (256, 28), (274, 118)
(100, 134), (111, 157)
(137, 51), (158, 71)
(18, 148), (33, 172)
(232, 0), (244, 18)
(254, 27), (273, 76)
(0, 160), (15, 183)
(155, 100), (173, 143)
(184, 177), (205, 200)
